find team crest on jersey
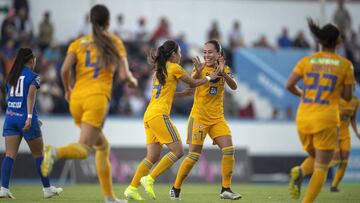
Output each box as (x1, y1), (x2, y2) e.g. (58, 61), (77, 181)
(209, 86), (218, 95)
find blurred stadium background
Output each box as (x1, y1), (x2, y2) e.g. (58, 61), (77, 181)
(0, 0), (360, 200)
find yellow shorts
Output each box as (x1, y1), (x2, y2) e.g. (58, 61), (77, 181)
(336, 128), (351, 152)
(145, 115), (181, 145)
(69, 94), (108, 128)
(186, 117), (231, 145)
(298, 127), (338, 152)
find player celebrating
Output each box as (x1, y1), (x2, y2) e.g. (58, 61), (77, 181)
(330, 91), (359, 192)
(41, 4), (137, 203)
(170, 40), (241, 200)
(0, 48), (63, 199)
(286, 18), (355, 203)
(123, 40), (220, 200)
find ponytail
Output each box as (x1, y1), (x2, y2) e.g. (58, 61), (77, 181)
(90, 4), (121, 70)
(7, 48), (34, 87)
(307, 18), (340, 49)
(147, 40), (179, 86)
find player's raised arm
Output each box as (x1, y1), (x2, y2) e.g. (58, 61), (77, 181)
(217, 57), (237, 90)
(179, 71), (219, 88)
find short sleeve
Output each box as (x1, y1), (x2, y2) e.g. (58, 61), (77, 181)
(67, 40), (78, 54)
(31, 75), (40, 89)
(344, 64), (355, 85)
(173, 64), (187, 79)
(114, 36), (127, 57)
(293, 58), (305, 77)
(224, 66), (234, 78)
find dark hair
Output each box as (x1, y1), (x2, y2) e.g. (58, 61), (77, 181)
(148, 40), (179, 86)
(205, 39), (225, 56)
(7, 48), (34, 86)
(307, 18), (340, 49)
(90, 4), (120, 70)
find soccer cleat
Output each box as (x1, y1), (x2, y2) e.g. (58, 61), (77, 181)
(124, 185), (144, 200)
(169, 187), (181, 200)
(105, 196), (128, 203)
(219, 188), (242, 200)
(43, 186), (63, 198)
(140, 175), (156, 199)
(289, 166), (303, 200)
(0, 187), (15, 199)
(330, 186), (340, 193)
(41, 145), (55, 177)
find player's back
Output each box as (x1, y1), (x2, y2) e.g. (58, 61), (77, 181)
(68, 34), (126, 99)
(144, 61), (186, 122)
(295, 51), (354, 133)
(5, 67), (40, 120)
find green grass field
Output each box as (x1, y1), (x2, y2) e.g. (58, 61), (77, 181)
(1, 183), (360, 203)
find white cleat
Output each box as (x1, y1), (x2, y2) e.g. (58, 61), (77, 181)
(43, 186), (63, 198)
(105, 196), (128, 203)
(0, 187), (15, 199)
(220, 190), (242, 200)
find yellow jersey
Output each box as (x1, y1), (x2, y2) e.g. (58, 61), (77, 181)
(294, 51), (355, 133)
(144, 61), (186, 122)
(190, 65), (232, 125)
(67, 34), (127, 99)
(339, 96), (359, 132)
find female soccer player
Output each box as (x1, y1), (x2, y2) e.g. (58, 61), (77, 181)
(286, 19), (355, 203)
(40, 5), (137, 203)
(0, 48), (62, 199)
(330, 92), (359, 192)
(170, 40), (241, 200)
(123, 40), (220, 200)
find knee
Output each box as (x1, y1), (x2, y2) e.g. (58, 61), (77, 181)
(221, 146), (235, 156)
(146, 154), (160, 163)
(172, 148), (184, 159)
(186, 151), (201, 162)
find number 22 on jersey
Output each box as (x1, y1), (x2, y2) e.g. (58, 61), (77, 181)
(303, 72), (338, 105)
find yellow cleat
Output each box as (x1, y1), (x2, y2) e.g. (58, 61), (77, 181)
(140, 175), (156, 199)
(124, 185), (144, 200)
(289, 166), (303, 200)
(41, 145), (55, 177)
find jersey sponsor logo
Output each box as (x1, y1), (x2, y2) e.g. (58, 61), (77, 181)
(6, 110), (23, 117)
(7, 101), (22, 108)
(310, 58), (341, 66)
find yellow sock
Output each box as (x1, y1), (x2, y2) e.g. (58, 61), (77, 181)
(95, 141), (114, 197)
(150, 152), (178, 179)
(221, 146), (235, 188)
(174, 152), (200, 189)
(130, 158), (153, 187)
(56, 143), (91, 159)
(300, 156), (314, 176)
(302, 163), (328, 203)
(331, 160), (348, 188)
(329, 159), (341, 168)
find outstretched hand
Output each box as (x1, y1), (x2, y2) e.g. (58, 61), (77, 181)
(192, 56), (205, 73)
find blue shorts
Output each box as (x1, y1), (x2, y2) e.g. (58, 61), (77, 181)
(2, 115), (42, 141)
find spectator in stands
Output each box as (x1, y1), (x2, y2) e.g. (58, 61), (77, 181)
(277, 27), (292, 48)
(150, 17), (171, 46)
(176, 33), (189, 61)
(293, 31), (310, 48)
(14, 7), (33, 43)
(134, 17), (148, 42)
(228, 20), (244, 50)
(13, 0), (28, 14)
(1, 9), (17, 46)
(253, 34), (272, 49)
(208, 21), (221, 42)
(38, 11), (54, 51)
(333, 0), (352, 37)
(79, 14), (90, 36)
(114, 14), (132, 41)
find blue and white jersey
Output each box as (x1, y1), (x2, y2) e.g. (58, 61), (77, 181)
(5, 67), (40, 118)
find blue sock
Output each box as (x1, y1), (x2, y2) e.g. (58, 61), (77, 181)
(1, 156), (14, 189)
(35, 157), (50, 188)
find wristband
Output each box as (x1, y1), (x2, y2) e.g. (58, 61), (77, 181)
(27, 114), (32, 119)
(205, 76), (211, 82)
